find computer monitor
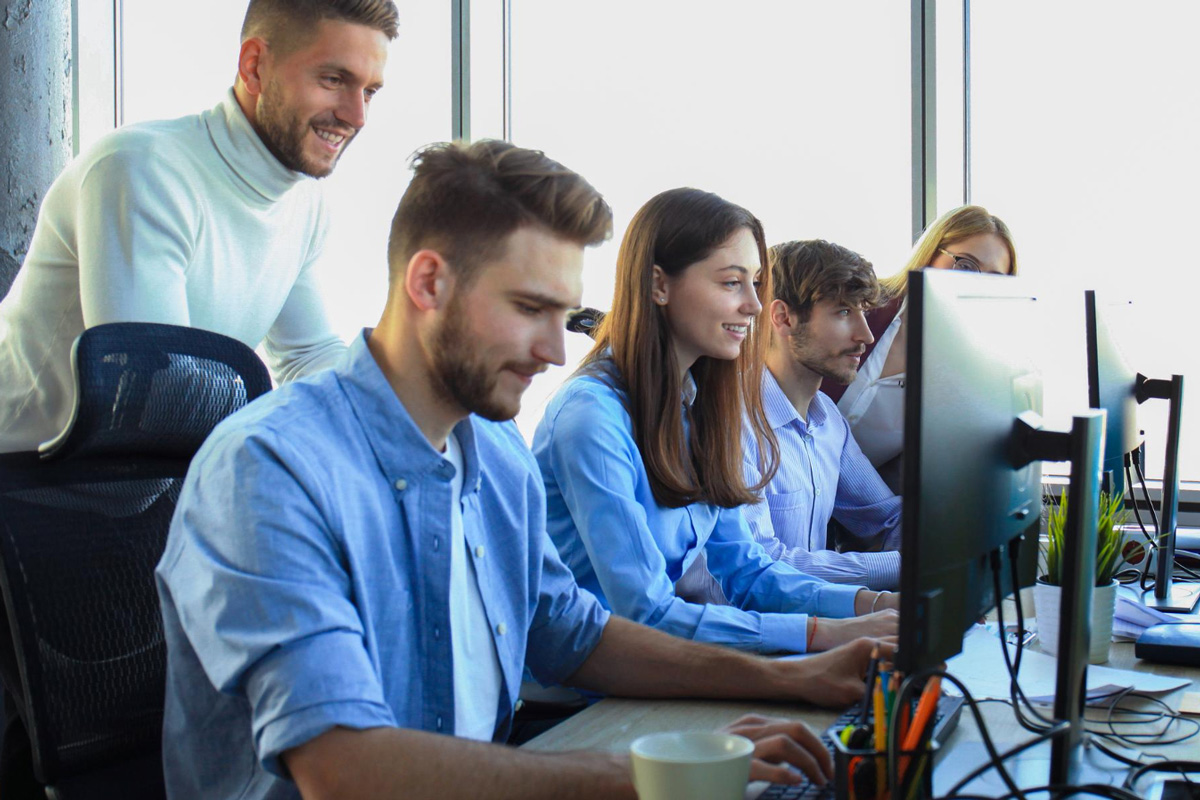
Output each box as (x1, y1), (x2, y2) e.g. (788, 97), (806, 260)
(899, 270), (1106, 786)
(1084, 291), (1194, 612)
(1084, 292), (1143, 498)
(897, 269), (1045, 675)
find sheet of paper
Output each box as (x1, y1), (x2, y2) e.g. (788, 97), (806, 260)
(944, 626), (1190, 707)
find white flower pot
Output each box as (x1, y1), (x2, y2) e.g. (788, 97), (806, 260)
(1033, 578), (1118, 664)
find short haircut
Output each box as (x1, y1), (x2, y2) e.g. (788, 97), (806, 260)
(241, 0), (400, 53)
(387, 140), (613, 286)
(769, 239), (880, 323)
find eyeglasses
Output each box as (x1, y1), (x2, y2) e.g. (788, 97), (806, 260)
(938, 247), (982, 273)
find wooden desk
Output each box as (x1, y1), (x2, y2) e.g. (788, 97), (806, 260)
(523, 638), (1198, 792)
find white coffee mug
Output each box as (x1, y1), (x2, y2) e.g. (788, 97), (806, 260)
(629, 731), (754, 800)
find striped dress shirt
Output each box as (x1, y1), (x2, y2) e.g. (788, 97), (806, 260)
(742, 368), (903, 591)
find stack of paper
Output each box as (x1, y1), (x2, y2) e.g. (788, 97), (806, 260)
(946, 626), (1190, 708)
(1112, 585), (1200, 641)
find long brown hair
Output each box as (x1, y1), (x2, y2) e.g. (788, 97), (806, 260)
(582, 188), (778, 509)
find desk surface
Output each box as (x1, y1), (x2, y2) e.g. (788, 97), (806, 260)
(523, 638), (1199, 792)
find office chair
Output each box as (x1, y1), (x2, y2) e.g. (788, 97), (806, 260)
(566, 307), (605, 338)
(0, 322), (271, 799)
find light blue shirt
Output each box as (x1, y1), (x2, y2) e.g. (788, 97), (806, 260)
(533, 361), (861, 655)
(157, 331), (610, 800)
(742, 369), (903, 591)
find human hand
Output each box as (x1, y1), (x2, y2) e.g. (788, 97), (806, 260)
(779, 637), (898, 707)
(718, 713), (832, 787)
(808, 610), (898, 651)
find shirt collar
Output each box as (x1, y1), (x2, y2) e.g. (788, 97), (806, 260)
(681, 371), (698, 407)
(762, 368), (830, 433)
(338, 330), (482, 493)
(204, 89), (311, 202)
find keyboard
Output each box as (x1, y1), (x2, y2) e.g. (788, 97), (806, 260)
(754, 692), (965, 800)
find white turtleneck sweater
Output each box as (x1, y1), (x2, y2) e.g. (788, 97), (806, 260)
(0, 90), (347, 452)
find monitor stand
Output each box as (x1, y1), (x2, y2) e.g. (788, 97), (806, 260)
(1138, 374), (1193, 614)
(1142, 582), (1200, 614)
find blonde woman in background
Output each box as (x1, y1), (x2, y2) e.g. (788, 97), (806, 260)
(822, 205), (1018, 494)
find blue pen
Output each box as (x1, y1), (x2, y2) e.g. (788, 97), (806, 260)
(879, 668), (893, 724)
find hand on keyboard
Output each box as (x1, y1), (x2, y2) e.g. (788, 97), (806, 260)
(779, 637), (897, 708)
(718, 713), (833, 787)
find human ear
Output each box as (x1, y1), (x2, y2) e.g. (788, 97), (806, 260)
(404, 250), (453, 311)
(769, 299), (796, 334)
(237, 38), (268, 97)
(651, 265), (669, 305)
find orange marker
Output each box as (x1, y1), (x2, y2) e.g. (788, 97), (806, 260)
(899, 676), (941, 784)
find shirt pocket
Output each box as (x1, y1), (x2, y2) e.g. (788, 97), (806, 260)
(763, 488), (817, 549)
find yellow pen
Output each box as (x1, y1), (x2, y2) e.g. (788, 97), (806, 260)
(873, 676), (887, 800)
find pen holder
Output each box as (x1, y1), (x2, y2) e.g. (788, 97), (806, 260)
(827, 725), (938, 800)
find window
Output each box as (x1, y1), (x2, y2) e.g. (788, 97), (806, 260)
(508, 0), (912, 439)
(970, 2), (1199, 486)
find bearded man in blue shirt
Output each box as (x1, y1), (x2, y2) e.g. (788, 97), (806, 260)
(739, 240), (904, 593)
(157, 142), (892, 799)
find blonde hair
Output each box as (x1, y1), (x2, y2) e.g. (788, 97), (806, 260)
(879, 205), (1018, 300)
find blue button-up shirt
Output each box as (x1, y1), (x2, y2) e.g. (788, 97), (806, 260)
(742, 369), (902, 591)
(533, 364), (860, 655)
(157, 332), (609, 800)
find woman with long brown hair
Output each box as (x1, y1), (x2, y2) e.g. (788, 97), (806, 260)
(533, 188), (897, 654)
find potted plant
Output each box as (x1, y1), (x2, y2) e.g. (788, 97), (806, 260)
(1034, 489), (1126, 663)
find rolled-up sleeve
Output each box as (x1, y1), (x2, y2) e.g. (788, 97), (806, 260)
(161, 432), (393, 777)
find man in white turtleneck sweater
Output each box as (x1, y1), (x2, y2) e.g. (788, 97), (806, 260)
(0, 0), (400, 452)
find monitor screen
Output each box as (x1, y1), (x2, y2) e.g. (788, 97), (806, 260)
(1084, 291), (1143, 490)
(897, 269), (1044, 674)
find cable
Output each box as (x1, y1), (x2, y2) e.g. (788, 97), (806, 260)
(890, 668), (1032, 800)
(940, 728), (1065, 799)
(942, 783), (1145, 800)
(1129, 457), (1200, 586)
(992, 550), (1054, 732)
(1123, 759), (1200, 791)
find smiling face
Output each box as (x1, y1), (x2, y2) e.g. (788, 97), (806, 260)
(428, 226), (584, 421)
(785, 298), (876, 385)
(928, 232), (1013, 275)
(655, 228), (763, 372)
(252, 19), (388, 177)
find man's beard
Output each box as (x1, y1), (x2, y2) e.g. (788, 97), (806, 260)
(429, 300), (523, 422)
(789, 333), (862, 386)
(255, 80), (351, 178)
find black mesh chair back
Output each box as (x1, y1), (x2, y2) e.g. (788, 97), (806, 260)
(565, 307), (605, 338)
(0, 322), (271, 798)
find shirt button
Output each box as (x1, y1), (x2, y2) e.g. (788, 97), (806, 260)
(436, 716), (443, 731)
(394, 478), (407, 491)
(496, 622), (507, 636)
(433, 537), (441, 552)
(475, 545), (485, 558)
(434, 627), (441, 640)
(815, 489), (822, 497)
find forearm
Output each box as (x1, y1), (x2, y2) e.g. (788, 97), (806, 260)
(564, 617), (882, 710)
(286, 726), (634, 800)
(565, 617), (790, 701)
(773, 543), (899, 592)
(853, 589), (898, 616)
